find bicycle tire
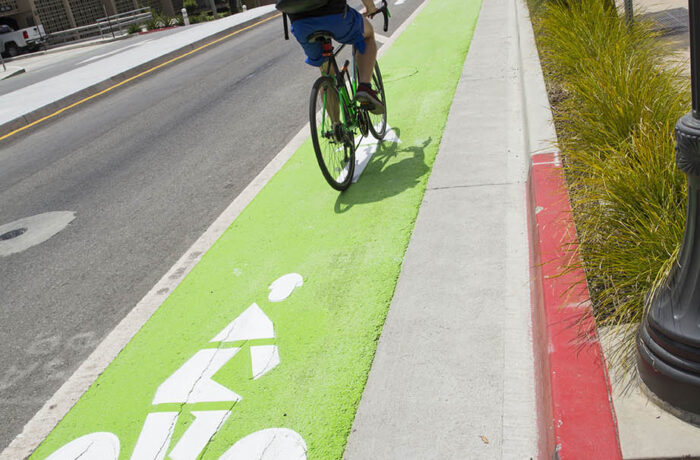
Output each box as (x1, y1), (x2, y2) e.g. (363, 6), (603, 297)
(368, 63), (387, 140)
(309, 76), (356, 191)
(354, 60), (387, 140)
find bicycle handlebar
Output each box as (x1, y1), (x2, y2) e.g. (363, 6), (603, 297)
(369, 0), (390, 33)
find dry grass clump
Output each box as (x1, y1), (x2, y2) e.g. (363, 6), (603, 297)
(531, 0), (690, 375)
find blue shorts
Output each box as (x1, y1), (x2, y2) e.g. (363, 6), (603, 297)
(291, 8), (366, 67)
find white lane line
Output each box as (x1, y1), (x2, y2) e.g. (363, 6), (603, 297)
(78, 40), (152, 65)
(373, 33), (390, 43)
(395, 0), (407, 4)
(0, 2), (432, 458)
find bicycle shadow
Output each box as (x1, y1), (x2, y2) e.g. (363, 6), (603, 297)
(334, 131), (431, 213)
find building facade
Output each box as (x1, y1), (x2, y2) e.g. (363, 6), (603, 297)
(0, 0), (272, 34)
(0, 0), (146, 33)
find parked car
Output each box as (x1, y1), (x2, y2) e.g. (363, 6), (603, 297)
(0, 24), (47, 57)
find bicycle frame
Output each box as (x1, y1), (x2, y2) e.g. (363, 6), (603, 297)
(320, 44), (360, 135)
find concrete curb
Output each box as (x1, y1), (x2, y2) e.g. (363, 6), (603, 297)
(515, 0), (623, 458)
(528, 156), (623, 459)
(0, 8), (278, 139)
(2, 34), (131, 65)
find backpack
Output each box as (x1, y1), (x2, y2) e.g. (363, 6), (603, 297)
(275, 0), (329, 14)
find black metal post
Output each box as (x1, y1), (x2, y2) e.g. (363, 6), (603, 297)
(103, 5), (115, 39)
(624, 0), (633, 25)
(637, 0), (700, 418)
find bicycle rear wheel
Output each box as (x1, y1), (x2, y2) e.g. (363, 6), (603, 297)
(309, 76), (355, 191)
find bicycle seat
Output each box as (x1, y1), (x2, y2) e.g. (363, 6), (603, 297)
(307, 30), (333, 43)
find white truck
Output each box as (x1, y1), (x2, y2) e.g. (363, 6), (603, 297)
(0, 24), (46, 57)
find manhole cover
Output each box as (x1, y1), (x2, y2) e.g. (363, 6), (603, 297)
(0, 227), (27, 241)
(0, 212), (75, 256)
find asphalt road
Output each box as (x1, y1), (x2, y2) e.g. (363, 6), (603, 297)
(0, 0), (422, 452)
(0, 30), (185, 96)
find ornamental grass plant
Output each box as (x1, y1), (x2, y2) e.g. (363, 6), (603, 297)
(530, 0), (690, 378)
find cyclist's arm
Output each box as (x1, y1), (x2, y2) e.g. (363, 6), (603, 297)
(360, 0), (378, 15)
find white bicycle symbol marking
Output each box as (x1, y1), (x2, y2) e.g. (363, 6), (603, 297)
(46, 274), (306, 460)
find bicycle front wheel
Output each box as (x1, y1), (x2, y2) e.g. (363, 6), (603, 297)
(368, 62), (387, 140)
(309, 76), (355, 191)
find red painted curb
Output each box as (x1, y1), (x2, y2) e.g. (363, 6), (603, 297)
(528, 152), (623, 459)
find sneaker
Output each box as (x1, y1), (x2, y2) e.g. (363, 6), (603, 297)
(356, 83), (385, 115)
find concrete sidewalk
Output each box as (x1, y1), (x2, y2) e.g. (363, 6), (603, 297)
(345, 0), (541, 457)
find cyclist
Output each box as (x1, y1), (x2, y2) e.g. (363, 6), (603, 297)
(287, 0), (386, 115)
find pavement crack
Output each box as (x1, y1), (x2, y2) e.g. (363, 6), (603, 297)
(253, 344), (277, 379)
(259, 431), (278, 459)
(198, 400), (239, 459)
(156, 342), (224, 459)
(154, 411), (179, 459)
(194, 321), (248, 457)
(72, 441), (94, 459)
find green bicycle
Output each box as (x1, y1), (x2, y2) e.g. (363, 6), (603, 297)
(308, 2), (390, 191)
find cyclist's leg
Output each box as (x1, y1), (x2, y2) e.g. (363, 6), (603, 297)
(333, 9), (384, 113)
(290, 18), (342, 125)
(355, 17), (376, 85)
(320, 61), (341, 125)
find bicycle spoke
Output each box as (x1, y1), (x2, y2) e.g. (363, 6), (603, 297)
(310, 76), (355, 190)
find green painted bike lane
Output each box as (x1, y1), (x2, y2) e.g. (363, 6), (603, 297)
(33, 1), (482, 458)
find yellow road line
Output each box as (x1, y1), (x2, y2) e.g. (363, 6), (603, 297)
(0, 13), (281, 143)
